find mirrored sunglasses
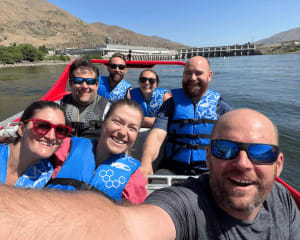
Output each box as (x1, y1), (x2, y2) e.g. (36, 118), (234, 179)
(25, 118), (72, 139)
(139, 77), (156, 84)
(71, 77), (98, 85)
(109, 64), (126, 70)
(210, 139), (279, 164)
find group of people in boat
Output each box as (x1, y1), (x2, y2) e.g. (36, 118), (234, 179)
(0, 54), (299, 239)
(0, 53), (173, 204)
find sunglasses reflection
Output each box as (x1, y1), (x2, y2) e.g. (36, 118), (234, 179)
(211, 139), (279, 164)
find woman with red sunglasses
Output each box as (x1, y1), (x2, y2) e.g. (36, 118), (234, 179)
(47, 99), (147, 204)
(127, 70), (171, 128)
(0, 101), (71, 188)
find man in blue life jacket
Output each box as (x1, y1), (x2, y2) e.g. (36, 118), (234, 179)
(97, 53), (132, 102)
(140, 56), (233, 179)
(60, 59), (111, 139)
(0, 59), (111, 142)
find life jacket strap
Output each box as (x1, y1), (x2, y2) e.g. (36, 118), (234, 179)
(45, 178), (92, 190)
(170, 118), (217, 127)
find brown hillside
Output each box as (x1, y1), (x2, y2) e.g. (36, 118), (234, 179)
(0, 0), (187, 49)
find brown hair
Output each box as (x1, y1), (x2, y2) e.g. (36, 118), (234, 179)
(104, 99), (144, 127)
(108, 53), (127, 66)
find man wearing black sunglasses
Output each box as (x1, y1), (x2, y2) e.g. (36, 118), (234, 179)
(0, 109), (299, 240)
(97, 53), (132, 102)
(60, 59), (110, 138)
(140, 56), (233, 179)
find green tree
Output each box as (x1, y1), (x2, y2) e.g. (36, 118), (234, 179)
(0, 46), (23, 64)
(39, 45), (48, 54)
(18, 44), (43, 62)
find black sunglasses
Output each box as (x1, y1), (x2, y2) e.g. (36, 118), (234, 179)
(139, 77), (156, 84)
(71, 77), (98, 85)
(109, 64), (126, 70)
(210, 139), (279, 165)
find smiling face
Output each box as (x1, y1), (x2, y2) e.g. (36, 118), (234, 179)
(107, 57), (127, 88)
(18, 107), (66, 160)
(139, 70), (158, 99)
(69, 67), (99, 108)
(99, 104), (142, 157)
(206, 109), (283, 220)
(182, 56), (213, 102)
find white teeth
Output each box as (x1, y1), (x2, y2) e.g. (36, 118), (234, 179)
(230, 178), (252, 186)
(112, 137), (125, 144)
(40, 141), (53, 146)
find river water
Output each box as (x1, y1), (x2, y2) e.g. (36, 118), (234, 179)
(0, 54), (299, 190)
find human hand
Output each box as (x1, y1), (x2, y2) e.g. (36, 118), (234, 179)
(0, 123), (18, 143)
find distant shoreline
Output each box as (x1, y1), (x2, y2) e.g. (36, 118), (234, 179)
(0, 60), (69, 69)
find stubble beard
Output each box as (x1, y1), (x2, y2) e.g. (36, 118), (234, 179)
(209, 168), (276, 215)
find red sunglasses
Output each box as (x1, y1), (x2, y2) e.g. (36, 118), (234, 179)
(25, 118), (72, 139)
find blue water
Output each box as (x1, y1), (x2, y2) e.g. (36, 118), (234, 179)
(0, 54), (299, 190)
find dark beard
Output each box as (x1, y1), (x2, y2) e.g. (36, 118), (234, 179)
(182, 81), (206, 100)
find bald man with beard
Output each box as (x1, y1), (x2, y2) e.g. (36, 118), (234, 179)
(140, 56), (233, 180)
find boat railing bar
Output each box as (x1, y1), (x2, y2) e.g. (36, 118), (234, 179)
(146, 174), (194, 193)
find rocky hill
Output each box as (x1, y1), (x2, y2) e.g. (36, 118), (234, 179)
(0, 0), (188, 49)
(255, 27), (300, 44)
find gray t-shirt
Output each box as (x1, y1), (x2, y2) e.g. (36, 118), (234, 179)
(145, 173), (300, 240)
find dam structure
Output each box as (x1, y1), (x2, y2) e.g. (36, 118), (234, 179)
(178, 43), (257, 59)
(56, 42), (258, 60)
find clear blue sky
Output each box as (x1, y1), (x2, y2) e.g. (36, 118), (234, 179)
(47, 0), (300, 47)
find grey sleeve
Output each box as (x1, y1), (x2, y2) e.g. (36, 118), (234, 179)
(145, 186), (200, 240)
(216, 97), (233, 117)
(288, 193), (300, 239)
(152, 98), (173, 131)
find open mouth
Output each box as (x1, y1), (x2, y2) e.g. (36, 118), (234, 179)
(112, 136), (126, 145)
(228, 177), (253, 187)
(39, 140), (55, 147)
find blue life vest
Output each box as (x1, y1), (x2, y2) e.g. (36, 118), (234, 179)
(166, 88), (220, 169)
(97, 76), (132, 102)
(0, 144), (53, 188)
(47, 137), (140, 202)
(130, 87), (168, 117)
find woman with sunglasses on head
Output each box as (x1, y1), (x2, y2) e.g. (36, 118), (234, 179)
(47, 99), (147, 204)
(127, 70), (171, 128)
(0, 101), (72, 188)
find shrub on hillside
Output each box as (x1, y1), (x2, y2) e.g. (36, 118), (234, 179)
(0, 46), (23, 64)
(17, 44), (44, 62)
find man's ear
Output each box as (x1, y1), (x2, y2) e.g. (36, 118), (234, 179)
(206, 146), (211, 169)
(208, 70), (213, 82)
(275, 152), (284, 177)
(18, 122), (25, 137)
